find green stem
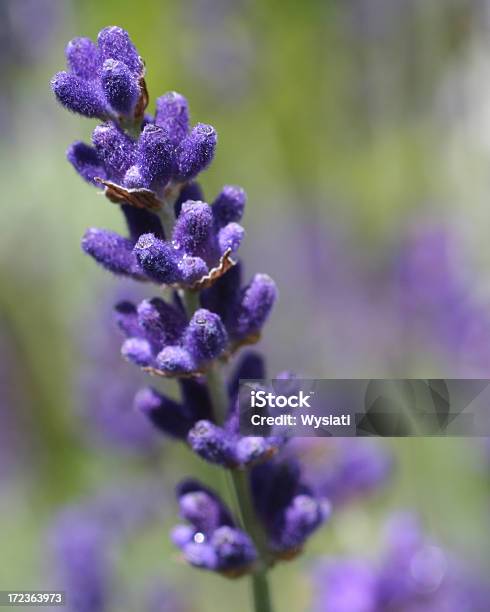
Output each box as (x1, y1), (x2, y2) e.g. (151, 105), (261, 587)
(205, 362), (230, 426)
(157, 204), (175, 240)
(181, 289), (200, 318)
(203, 357), (274, 612)
(230, 470), (271, 565)
(251, 570), (273, 612)
(157, 181), (185, 239)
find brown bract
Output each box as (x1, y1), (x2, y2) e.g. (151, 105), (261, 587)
(95, 178), (162, 211)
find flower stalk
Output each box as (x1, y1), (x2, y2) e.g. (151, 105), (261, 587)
(51, 24), (329, 612)
(204, 355), (274, 612)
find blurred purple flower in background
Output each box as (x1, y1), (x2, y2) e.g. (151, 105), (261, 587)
(281, 438), (392, 508)
(76, 285), (163, 456)
(49, 480), (175, 612)
(395, 221), (490, 376)
(313, 512), (489, 612)
(0, 0), (65, 134)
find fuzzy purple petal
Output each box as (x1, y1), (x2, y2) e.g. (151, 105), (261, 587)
(82, 228), (142, 277)
(155, 91), (190, 146)
(67, 142), (105, 185)
(175, 123), (217, 181)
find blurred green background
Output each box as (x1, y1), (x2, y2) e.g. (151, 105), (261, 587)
(1, 1), (490, 610)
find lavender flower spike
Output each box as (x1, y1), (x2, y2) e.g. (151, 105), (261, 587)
(53, 23), (332, 612)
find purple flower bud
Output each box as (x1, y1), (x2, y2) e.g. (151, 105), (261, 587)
(218, 222), (245, 254)
(170, 524), (194, 548)
(228, 351), (266, 396)
(251, 460), (329, 555)
(174, 182), (204, 217)
(67, 142), (105, 185)
(51, 72), (105, 118)
(235, 274), (277, 338)
(97, 26), (143, 76)
(121, 337), (153, 367)
(81, 228), (142, 278)
(183, 309), (228, 363)
(136, 125), (174, 190)
(234, 437), (278, 466)
(113, 301), (140, 337)
(177, 256), (208, 284)
(134, 387), (195, 439)
(200, 263), (242, 326)
(65, 37), (99, 80)
(155, 346), (196, 374)
(123, 164), (143, 188)
(179, 378), (213, 422)
(92, 123), (135, 182)
(211, 526), (257, 572)
(175, 123), (217, 181)
(137, 298), (186, 346)
(212, 185), (246, 226)
(177, 480), (233, 531)
(101, 59), (139, 116)
(155, 91), (189, 146)
(281, 495), (331, 550)
(187, 420), (235, 466)
(173, 201), (215, 259)
(133, 234), (180, 284)
(181, 542), (218, 570)
(179, 490), (224, 534)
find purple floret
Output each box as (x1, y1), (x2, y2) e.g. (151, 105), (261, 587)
(155, 91), (190, 146)
(114, 296), (230, 376)
(183, 309), (228, 363)
(175, 123), (217, 181)
(201, 263), (277, 343)
(101, 59), (140, 116)
(251, 459), (330, 556)
(136, 124), (175, 190)
(81, 228), (142, 278)
(67, 141), (106, 184)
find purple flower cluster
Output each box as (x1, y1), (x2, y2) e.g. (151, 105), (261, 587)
(81, 184), (244, 288)
(172, 461), (330, 576)
(313, 513), (489, 612)
(51, 25), (329, 592)
(49, 482), (173, 612)
(136, 352), (283, 466)
(115, 268), (276, 377)
(51, 26), (145, 121)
